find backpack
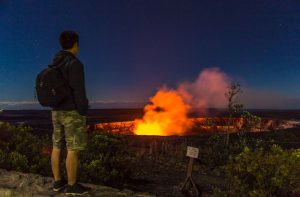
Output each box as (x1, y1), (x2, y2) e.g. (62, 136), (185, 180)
(35, 60), (71, 108)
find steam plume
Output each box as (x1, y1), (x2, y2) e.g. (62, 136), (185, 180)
(177, 67), (230, 110)
(134, 67), (231, 136)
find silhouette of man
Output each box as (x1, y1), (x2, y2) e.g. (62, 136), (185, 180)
(51, 30), (90, 195)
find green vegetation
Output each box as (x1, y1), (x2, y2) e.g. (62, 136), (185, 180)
(0, 122), (132, 186)
(200, 84), (263, 169)
(225, 83), (243, 147)
(214, 145), (300, 196)
(199, 84), (300, 195)
(79, 131), (132, 185)
(0, 122), (51, 175)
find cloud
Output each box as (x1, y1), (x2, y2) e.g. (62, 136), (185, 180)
(0, 101), (39, 106)
(0, 101), (42, 110)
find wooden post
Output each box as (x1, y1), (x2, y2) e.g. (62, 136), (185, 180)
(181, 146), (200, 197)
(187, 157), (194, 177)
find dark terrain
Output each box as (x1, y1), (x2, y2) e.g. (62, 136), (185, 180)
(1, 108), (300, 134)
(0, 109), (300, 196)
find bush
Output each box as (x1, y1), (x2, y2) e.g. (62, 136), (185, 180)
(200, 129), (275, 171)
(0, 122), (52, 175)
(79, 131), (132, 185)
(8, 151), (29, 171)
(200, 133), (229, 168)
(215, 145), (300, 196)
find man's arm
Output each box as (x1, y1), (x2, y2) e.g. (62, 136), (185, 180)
(68, 59), (89, 116)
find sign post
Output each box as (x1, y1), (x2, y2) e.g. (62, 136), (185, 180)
(181, 146), (200, 196)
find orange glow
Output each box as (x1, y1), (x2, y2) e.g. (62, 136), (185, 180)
(134, 89), (193, 136)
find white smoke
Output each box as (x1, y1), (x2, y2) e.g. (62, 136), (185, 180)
(177, 68), (231, 111)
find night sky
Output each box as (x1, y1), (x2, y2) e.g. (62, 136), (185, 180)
(1, 0), (300, 109)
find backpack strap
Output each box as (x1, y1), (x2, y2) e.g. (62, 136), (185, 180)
(51, 57), (73, 87)
(53, 57), (77, 105)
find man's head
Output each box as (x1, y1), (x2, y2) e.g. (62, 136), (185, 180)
(59, 31), (79, 55)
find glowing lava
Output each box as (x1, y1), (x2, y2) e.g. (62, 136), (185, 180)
(134, 89), (192, 136)
(134, 68), (231, 136)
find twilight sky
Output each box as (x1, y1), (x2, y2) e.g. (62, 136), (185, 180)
(0, 0), (300, 109)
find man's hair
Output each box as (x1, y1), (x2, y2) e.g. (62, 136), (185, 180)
(59, 31), (79, 50)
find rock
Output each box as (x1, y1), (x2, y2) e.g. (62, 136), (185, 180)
(0, 169), (156, 197)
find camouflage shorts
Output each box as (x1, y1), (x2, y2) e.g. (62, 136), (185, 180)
(51, 110), (87, 151)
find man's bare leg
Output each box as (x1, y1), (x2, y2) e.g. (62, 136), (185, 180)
(51, 148), (61, 181)
(66, 150), (79, 185)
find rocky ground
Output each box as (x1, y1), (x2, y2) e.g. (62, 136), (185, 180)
(0, 169), (155, 197)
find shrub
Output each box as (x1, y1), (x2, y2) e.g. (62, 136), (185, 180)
(0, 122), (52, 175)
(215, 145), (300, 196)
(200, 133), (229, 168)
(79, 131), (132, 185)
(200, 133), (266, 170)
(8, 151), (29, 171)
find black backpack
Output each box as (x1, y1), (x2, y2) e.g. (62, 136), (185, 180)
(35, 60), (71, 108)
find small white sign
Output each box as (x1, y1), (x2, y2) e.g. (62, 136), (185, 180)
(186, 146), (199, 159)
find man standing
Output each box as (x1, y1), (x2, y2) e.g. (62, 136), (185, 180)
(51, 31), (89, 195)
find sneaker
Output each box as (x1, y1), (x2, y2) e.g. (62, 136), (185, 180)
(65, 183), (90, 196)
(53, 179), (68, 192)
